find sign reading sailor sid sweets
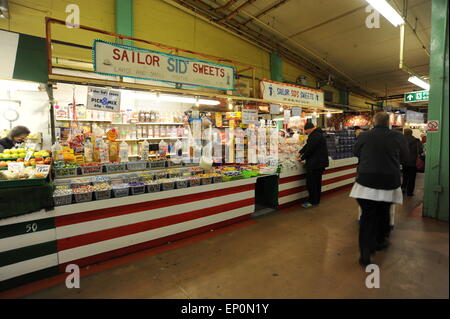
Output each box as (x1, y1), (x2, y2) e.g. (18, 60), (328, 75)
(93, 40), (235, 90)
(86, 86), (121, 112)
(261, 79), (324, 108)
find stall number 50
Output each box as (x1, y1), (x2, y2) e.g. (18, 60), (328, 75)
(26, 223), (38, 233)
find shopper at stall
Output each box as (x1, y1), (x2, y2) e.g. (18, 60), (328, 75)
(350, 112), (408, 267)
(297, 121), (329, 208)
(0, 126), (30, 153)
(401, 128), (424, 196)
(354, 126), (363, 137)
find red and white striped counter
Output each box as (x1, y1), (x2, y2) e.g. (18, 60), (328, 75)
(54, 178), (257, 271)
(0, 178), (257, 291)
(278, 157), (358, 208)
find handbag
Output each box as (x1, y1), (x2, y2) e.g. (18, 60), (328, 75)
(415, 140), (425, 173)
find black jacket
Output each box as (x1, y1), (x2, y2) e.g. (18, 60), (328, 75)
(404, 135), (423, 167)
(354, 126), (409, 190)
(0, 137), (15, 153)
(299, 128), (329, 171)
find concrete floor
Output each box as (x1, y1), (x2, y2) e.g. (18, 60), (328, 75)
(24, 175), (449, 299)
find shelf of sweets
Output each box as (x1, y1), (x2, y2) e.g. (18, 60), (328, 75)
(54, 163), (201, 182)
(55, 118), (113, 123)
(113, 122), (185, 125)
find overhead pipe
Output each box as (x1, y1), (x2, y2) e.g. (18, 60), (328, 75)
(218, 0), (257, 23)
(166, 0), (376, 99)
(243, 0), (291, 25)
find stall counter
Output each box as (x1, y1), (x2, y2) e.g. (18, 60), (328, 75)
(278, 157), (358, 208)
(0, 177), (257, 291)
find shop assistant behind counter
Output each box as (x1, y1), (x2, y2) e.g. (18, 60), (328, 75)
(0, 126), (30, 153)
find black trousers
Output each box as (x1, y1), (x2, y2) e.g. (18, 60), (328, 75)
(357, 199), (391, 258)
(306, 168), (325, 205)
(402, 166), (417, 195)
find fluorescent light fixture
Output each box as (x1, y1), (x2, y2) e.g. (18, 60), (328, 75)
(408, 76), (430, 90)
(366, 0), (404, 27)
(0, 79), (40, 91)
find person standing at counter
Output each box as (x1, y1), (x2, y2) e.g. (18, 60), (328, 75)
(0, 126), (30, 153)
(350, 112), (408, 267)
(297, 121), (329, 208)
(401, 128), (423, 196)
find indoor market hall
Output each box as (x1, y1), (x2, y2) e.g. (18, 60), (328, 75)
(0, 0), (448, 303)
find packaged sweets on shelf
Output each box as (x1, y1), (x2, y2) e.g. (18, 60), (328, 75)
(129, 181), (146, 195)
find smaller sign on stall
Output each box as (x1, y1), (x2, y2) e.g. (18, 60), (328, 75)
(427, 120), (439, 132)
(284, 109), (291, 123)
(226, 112), (241, 120)
(7, 162), (24, 173)
(270, 104), (281, 114)
(87, 87), (121, 112)
(215, 112), (223, 127)
(242, 109), (258, 124)
(34, 164), (51, 178)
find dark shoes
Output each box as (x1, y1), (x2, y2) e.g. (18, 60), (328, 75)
(359, 256), (371, 267)
(376, 241), (390, 251)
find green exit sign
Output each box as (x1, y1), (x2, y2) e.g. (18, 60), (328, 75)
(404, 90), (429, 102)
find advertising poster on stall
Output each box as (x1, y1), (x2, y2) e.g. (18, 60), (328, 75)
(242, 109), (258, 124)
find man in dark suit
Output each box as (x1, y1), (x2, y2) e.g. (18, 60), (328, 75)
(298, 121), (329, 208)
(350, 112), (409, 266)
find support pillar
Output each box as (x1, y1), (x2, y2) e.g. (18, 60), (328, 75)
(423, 0), (449, 221)
(115, 0), (133, 46)
(270, 53), (283, 82)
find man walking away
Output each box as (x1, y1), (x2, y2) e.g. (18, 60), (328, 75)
(350, 112), (408, 266)
(402, 128), (424, 196)
(298, 121), (329, 208)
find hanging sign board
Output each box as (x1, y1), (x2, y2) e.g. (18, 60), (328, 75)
(406, 110), (425, 123)
(242, 109), (258, 124)
(93, 40), (235, 90)
(292, 107), (302, 117)
(86, 87), (121, 112)
(261, 79), (324, 107)
(404, 90), (429, 102)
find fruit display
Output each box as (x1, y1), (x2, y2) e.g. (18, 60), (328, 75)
(0, 149), (50, 159)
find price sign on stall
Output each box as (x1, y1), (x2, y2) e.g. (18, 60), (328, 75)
(8, 162), (24, 173)
(35, 164), (51, 178)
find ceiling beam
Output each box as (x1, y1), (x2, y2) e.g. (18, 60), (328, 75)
(213, 0), (240, 12)
(217, 0), (258, 23)
(243, 0), (291, 25)
(168, 0), (376, 99)
(284, 4), (365, 41)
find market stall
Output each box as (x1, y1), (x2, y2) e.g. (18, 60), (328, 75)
(1, 20), (348, 292)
